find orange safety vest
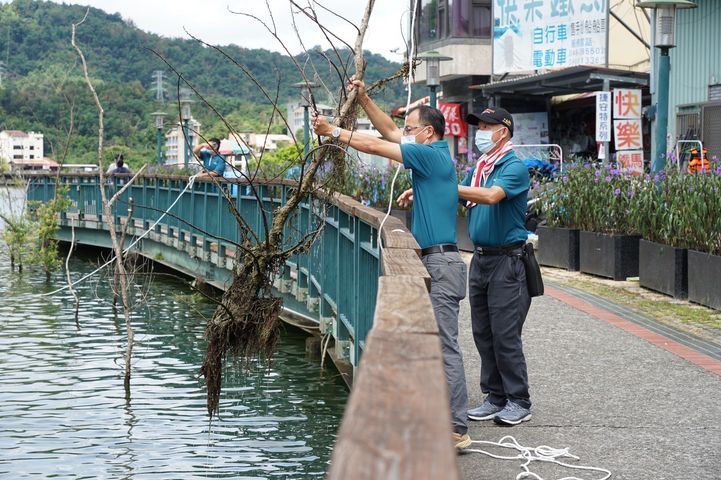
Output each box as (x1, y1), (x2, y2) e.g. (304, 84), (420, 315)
(687, 147), (710, 174)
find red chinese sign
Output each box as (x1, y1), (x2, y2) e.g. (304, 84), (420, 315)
(613, 89), (642, 119)
(613, 119), (642, 150)
(438, 102), (467, 138)
(617, 150), (644, 175)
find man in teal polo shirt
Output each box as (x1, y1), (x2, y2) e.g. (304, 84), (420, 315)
(459, 107), (533, 426)
(193, 137), (226, 179)
(311, 78), (471, 450)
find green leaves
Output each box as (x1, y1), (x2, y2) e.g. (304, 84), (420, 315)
(537, 163), (721, 255)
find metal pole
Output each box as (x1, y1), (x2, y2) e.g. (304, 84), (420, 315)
(156, 127), (163, 165)
(429, 85), (437, 109)
(183, 119), (190, 169)
(303, 105), (310, 159)
(652, 47), (670, 173)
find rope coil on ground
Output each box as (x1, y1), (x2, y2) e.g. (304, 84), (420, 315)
(466, 435), (611, 480)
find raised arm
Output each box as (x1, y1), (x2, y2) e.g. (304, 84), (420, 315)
(349, 76), (402, 144)
(311, 112), (403, 163)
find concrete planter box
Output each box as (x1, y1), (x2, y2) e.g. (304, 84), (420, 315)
(579, 231), (640, 281)
(639, 239), (688, 299)
(537, 226), (580, 271)
(688, 250), (721, 311)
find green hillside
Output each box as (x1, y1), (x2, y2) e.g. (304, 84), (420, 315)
(0, 0), (406, 167)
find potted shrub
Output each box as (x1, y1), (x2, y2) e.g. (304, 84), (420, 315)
(570, 165), (641, 281)
(681, 161), (721, 310)
(535, 179), (580, 271)
(632, 170), (688, 298)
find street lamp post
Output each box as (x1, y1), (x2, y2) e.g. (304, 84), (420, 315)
(292, 81), (318, 159)
(637, 0), (697, 173)
(179, 88), (194, 169)
(151, 111), (166, 165)
(417, 51), (452, 109)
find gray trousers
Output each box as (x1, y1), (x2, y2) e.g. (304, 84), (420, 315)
(468, 251), (532, 409)
(422, 251), (468, 434)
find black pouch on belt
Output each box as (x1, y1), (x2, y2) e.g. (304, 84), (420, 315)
(521, 243), (544, 297)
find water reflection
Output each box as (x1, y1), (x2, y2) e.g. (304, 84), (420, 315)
(0, 240), (346, 479)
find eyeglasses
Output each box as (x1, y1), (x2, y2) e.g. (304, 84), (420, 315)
(402, 124), (429, 134)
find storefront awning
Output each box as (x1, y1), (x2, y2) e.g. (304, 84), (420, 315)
(472, 66), (648, 98)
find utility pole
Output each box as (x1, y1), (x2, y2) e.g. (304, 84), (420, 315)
(0, 61), (5, 88)
(151, 70), (167, 103)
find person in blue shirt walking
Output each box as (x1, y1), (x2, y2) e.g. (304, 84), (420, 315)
(193, 137), (226, 179)
(311, 77), (471, 450)
(458, 107), (533, 426)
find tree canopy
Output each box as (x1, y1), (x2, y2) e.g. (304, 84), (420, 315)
(0, 0), (407, 168)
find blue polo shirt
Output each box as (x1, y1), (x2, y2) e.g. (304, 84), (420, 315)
(400, 140), (457, 249)
(199, 149), (226, 176)
(461, 151), (529, 247)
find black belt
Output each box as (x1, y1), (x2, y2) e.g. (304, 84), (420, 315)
(474, 242), (525, 256)
(421, 243), (459, 257)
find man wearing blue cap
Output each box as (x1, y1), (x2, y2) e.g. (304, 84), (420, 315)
(459, 107), (533, 426)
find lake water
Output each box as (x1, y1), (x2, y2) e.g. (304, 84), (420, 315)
(0, 188), (347, 479)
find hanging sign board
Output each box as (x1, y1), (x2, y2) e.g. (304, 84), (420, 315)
(613, 119), (643, 150)
(613, 89), (642, 119)
(617, 150), (644, 175)
(493, 0), (609, 74)
(438, 102), (468, 138)
(596, 91), (612, 142)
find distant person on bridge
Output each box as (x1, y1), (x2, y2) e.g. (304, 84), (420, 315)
(459, 107), (533, 426)
(107, 154), (131, 186)
(193, 138), (226, 179)
(312, 76), (472, 451)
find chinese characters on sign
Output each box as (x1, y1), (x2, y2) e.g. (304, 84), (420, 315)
(613, 119), (643, 150)
(438, 102), (468, 138)
(617, 150), (644, 175)
(613, 89), (642, 119)
(612, 89), (643, 152)
(493, 0), (608, 74)
(596, 91), (611, 142)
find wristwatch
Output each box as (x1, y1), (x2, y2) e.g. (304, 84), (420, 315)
(331, 127), (341, 139)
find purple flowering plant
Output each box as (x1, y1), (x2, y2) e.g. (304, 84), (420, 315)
(537, 163), (641, 234)
(539, 157), (721, 253)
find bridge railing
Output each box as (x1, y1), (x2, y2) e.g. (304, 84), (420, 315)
(25, 173), (458, 478)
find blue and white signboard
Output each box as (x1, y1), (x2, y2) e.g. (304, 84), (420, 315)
(493, 0), (609, 75)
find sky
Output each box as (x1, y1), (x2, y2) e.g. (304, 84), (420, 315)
(35, 0), (412, 62)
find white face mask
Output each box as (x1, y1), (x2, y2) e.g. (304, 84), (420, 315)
(400, 135), (416, 144)
(474, 127), (503, 154)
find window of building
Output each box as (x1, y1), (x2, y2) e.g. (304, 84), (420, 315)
(418, 0), (491, 43)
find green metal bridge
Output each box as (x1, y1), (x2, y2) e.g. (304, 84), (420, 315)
(27, 173), (461, 479)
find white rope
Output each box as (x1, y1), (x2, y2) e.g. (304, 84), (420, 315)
(466, 435), (612, 480)
(43, 173), (201, 297)
(377, 0), (418, 251)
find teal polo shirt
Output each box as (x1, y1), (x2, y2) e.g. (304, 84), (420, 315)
(461, 151), (529, 247)
(199, 149), (226, 176)
(400, 140), (457, 249)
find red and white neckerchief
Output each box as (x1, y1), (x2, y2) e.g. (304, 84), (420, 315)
(466, 141), (514, 208)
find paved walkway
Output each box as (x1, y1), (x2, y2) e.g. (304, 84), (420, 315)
(456, 262), (721, 479)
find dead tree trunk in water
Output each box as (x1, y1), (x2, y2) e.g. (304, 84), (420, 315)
(200, 0), (379, 417)
(72, 11), (147, 391)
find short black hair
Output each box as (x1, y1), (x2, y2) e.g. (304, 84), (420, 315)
(115, 153), (124, 168)
(208, 137), (221, 147)
(408, 105), (445, 139)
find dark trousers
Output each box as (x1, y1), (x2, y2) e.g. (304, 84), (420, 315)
(468, 251), (532, 409)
